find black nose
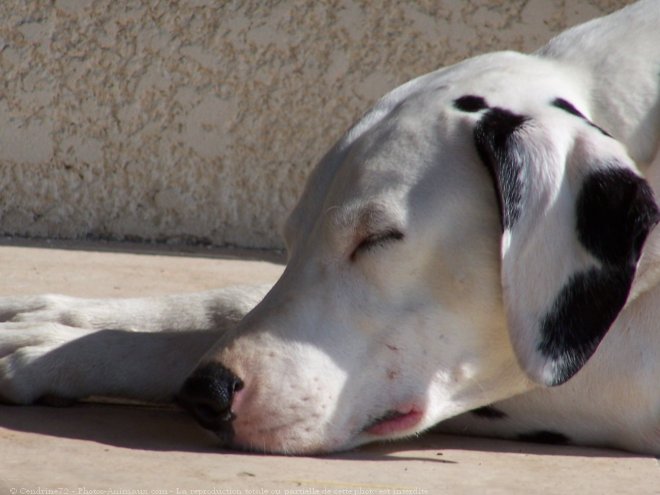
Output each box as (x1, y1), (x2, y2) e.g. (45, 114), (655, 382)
(176, 363), (243, 438)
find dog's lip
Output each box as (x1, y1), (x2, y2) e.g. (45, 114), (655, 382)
(362, 405), (423, 436)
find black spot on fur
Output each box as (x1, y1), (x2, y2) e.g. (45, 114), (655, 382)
(470, 405), (507, 419)
(474, 108), (528, 230)
(517, 430), (570, 445)
(538, 168), (659, 385)
(454, 95), (489, 112)
(474, 106), (658, 386)
(538, 267), (635, 385)
(552, 97), (612, 137)
(577, 168), (659, 266)
(552, 97), (587, 119)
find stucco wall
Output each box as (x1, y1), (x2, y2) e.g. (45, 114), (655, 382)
(0, 0), (633, 249)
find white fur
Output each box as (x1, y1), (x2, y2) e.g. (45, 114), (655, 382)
(1, 0), (659, 455)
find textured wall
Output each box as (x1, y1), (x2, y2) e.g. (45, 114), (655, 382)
(0, 0), (633, 249)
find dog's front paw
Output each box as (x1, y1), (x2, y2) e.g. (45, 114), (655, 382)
(0, 322), (82, 404)
(0, 295), (92, 327)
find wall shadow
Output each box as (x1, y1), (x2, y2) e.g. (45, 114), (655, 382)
(0, 236), (287, 264)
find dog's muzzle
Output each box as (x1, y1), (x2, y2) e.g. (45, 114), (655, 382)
(176, 363), (243, 443)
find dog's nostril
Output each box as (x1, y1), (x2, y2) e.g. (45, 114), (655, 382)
(196, 400), (233, 424)
(176, 363), (243, 435)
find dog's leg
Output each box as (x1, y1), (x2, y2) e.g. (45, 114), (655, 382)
(0, 323), (221, 404)
(0, 285), (271, 332)
(0, 285), (270, 404)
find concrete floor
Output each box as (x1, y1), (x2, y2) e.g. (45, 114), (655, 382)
(0, 239), (658, 494)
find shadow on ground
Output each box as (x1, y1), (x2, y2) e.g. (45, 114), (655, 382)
(0, 402), (637, 460)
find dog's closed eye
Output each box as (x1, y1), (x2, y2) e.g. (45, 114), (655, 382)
(350, 229), (404, 261)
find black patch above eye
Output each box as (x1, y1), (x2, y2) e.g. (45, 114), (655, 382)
(350, 229), (404, 261)
(453, 95), (489, 113)
(552, 97), (586, 119)
(552, 97), (612, 137)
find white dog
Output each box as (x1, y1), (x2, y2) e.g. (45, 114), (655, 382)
(1, 0), (659, 456)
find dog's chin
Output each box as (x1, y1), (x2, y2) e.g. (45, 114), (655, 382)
(212, 403), (429, 455)
(216, 421), (350, 455)
(225, 435), (355, 456)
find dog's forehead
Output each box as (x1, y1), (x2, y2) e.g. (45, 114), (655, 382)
(284, 52), (587, 250)
(340, 54), (587, 178)
(338, 109), (439, 187)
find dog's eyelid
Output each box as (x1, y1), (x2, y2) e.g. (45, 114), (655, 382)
(350, 229), (405, 261)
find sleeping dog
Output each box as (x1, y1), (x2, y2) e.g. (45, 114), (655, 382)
(1, 0), (659, 455)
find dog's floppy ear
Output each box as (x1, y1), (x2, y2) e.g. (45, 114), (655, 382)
(473, 105), (659, 386)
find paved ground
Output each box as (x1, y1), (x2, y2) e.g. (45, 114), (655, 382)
(0, 239), (658, 495)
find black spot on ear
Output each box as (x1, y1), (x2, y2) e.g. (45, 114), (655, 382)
(577, 168), (659, 266)
(552, 97), (612, 137)
(453, 95), (488, 112)
(470, 405), (507, 419)
(517, 430), (570, 445)
(474, 108), (528, 230)
(539, 267), (634, 385)
(539, 168), (659, 385)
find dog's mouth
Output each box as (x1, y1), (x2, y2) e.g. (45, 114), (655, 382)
(362, 406), (423, 436)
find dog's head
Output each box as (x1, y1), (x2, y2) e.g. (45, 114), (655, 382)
(180, 54), (658, 453)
